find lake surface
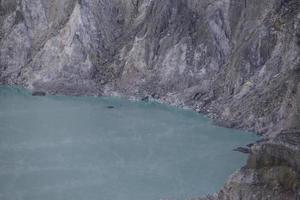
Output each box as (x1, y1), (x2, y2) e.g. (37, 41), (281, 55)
(0, 86), (258, 200)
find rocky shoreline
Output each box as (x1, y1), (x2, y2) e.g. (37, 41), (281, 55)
(17, 85), (298, 200)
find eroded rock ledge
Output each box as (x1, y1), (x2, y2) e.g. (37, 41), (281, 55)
(197, 130), (300, 200)
(0, 0), (299, 199)
(217, 130), (300, 200)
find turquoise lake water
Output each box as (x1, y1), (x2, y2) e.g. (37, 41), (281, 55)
(0, 86), (258, 200)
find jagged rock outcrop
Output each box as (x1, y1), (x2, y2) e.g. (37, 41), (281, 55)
(0, 0), (299, 199)
(217, 130), (300, 200)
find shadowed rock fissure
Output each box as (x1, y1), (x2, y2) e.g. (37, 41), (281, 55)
(0, 0), (299, 199)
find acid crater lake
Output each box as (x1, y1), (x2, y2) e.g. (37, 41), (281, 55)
(0, 86), (258, 200)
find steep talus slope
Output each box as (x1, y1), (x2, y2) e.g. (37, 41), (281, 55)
(0, 0), (300, 199)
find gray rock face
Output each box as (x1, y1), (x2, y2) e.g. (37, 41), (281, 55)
(218, 130), (300, 200)
(0, 0), (299, 199)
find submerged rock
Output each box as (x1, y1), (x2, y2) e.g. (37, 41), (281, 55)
(233, 147), (251, 154)
(141, 96), (150, 102)
(32, 91), (46, 96)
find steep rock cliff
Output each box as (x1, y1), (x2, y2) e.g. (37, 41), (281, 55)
(0, 0), (299, 199)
